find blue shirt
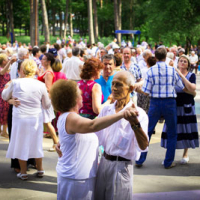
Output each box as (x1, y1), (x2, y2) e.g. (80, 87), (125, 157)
(121, 61), (142, 80)
(95, 74), (115, 103)
(142, 61), (184, 98)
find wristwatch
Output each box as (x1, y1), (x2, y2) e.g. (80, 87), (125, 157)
(131, 123), (141, 130)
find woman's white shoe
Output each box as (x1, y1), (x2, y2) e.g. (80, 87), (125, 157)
(17, 173), (28, 180)
(180, 157), (189, 164)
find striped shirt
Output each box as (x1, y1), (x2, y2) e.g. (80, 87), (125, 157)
(121, 61), (142, 81)
(142, 61), (184, 98)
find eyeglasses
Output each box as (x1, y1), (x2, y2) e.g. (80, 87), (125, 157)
(179, 60), (187, 64)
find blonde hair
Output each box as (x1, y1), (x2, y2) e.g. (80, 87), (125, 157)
(0, 54), (7, 65)
(52, 59), (62, 72)
(6, 48), (13, 56)
(22, 59), (37, 76)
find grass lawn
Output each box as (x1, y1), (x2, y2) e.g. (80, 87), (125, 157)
(0, 34), (114, 46)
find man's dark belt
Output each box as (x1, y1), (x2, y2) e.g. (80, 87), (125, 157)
(103, 151), (131, 162)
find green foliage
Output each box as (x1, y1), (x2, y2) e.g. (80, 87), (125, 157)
(0, 0), (200, 46)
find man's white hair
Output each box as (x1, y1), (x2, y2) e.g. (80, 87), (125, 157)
(167, 52), (174, 60)
(143, 49), (152, 58)
(67, 49), (72, 54)
(18, 48), (28, 59)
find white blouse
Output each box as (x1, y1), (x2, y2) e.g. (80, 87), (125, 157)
(2, 78), (51, 117)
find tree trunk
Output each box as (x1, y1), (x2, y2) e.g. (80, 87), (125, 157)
(59, 11), (62, 38)
(93, 0), (98, 42)
(30, 0), (39, 46)
(52, 9), (56, 36)
(34, 0), (39, 46)
(2, 21), (5, 36)
(100, 0), (103, 8)
(88, 0), (95, 44)
(117, 0), (121, 44)
(69, 1), (73, 37)
(7, 0), (15, 42)
(63, 0), (69, 40)
(30, 0), (34, 46)
(114, 0), (120, 43)
(41, 0), (50, 43)
(186, 36), (191, 55)
(6, 1), (9, 38)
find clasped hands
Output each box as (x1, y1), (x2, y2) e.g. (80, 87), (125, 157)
(123, 103), (139, 125)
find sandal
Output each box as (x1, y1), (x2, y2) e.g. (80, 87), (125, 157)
(0, 132), (9, 138)
(43, 134), (51, 138)
(37, 170), (45, 177)
(17, 173), (28, 180)
(48, 144), (56, 152)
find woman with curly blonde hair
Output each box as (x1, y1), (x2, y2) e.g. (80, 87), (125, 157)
(2, 59), (51, 180)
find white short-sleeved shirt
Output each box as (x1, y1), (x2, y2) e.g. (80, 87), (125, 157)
(2, 78), (50, 118)
(96, 101), (149, 161)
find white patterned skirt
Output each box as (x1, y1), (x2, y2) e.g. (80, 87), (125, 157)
(42, 104), (55, 123)
(6, 113), (44, 160)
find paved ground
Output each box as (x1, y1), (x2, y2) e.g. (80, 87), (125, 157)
(0, 75), (200, 200)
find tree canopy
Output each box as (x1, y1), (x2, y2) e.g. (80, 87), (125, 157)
(0, 0), (200, 46)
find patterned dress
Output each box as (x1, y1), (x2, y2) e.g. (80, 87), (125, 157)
(78, 80), (103, 119)
(0, 69), (10, 125)
(161, 72), (199, 149)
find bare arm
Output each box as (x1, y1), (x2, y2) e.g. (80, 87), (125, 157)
(1, 81), (13, 101)
(44, 72), (53, 92)
(41, 84), (51, 109)
(66, 111), (124, 134)
(0, 56), (17, 75)
(92, 83), (111, 114)
(183, 88), (196, 97)
(133, 78), (144, 91)
(176, 68), (196, 92)
(135, 86), (149, 95)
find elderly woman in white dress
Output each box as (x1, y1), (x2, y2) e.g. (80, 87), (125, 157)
(2, 59), (51, 180)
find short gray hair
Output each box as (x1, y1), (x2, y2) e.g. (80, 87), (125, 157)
(102, 54), (116, 64)
(143, 49), (152, 58)
(67, 49), (72, 54)
(72, 47), (80, 56)
(18, 48), (28, 59)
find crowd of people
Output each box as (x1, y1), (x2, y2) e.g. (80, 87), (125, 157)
(0, 37), (199, 199)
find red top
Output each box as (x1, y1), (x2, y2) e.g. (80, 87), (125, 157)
(37, 71), (55, 84)
(78, 80), (104, 116)
(53, 71), (67, 82)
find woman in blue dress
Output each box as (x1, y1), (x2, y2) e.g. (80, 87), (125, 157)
(161, 55), (198, 164)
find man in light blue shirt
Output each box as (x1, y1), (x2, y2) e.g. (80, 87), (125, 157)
(95, 54), (116, 103)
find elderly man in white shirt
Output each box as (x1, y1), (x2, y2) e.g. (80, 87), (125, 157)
(95, 71), (149, 200)
(189, 51), (198, 73)
(61, 47), (84, 81)
(10, 48), (29, 80)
